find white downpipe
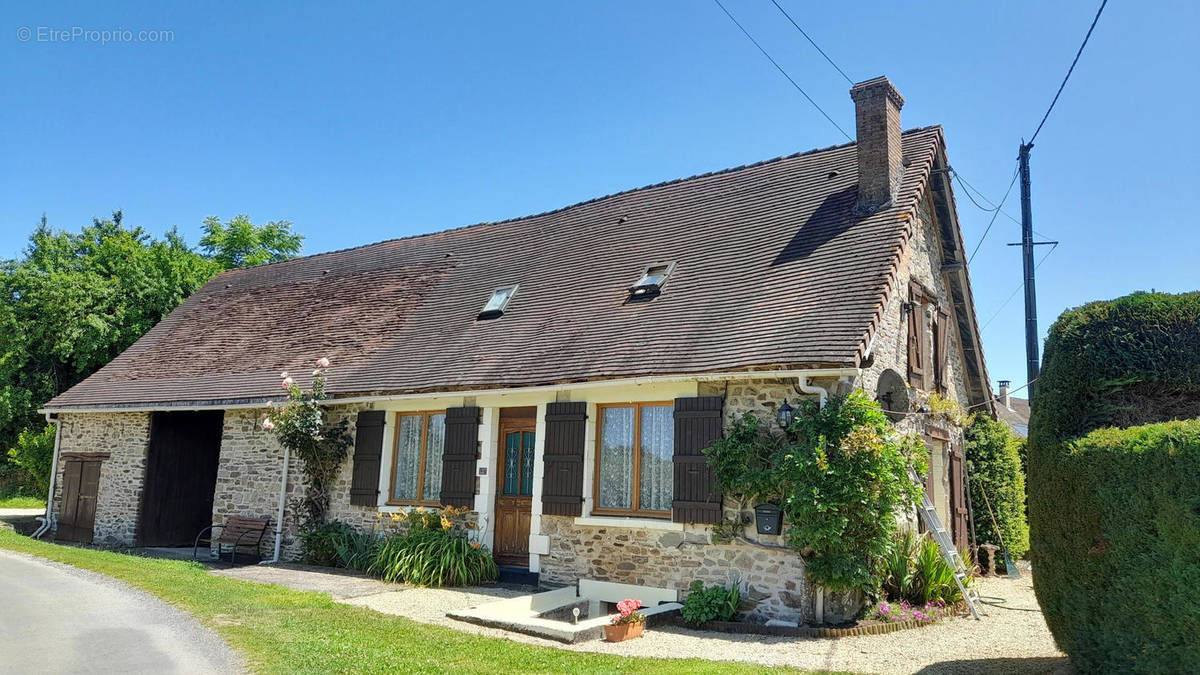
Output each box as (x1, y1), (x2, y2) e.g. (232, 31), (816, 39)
(32, 415), (63, 539)
(796, 375), (829, 408)
(260, 444), (290, 565)
(797, 375), (831, 624)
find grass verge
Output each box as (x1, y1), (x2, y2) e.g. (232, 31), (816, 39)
(0, 532), (832, 674)
(0, 496), (45, 509)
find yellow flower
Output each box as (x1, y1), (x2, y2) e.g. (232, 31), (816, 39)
(415, 506), (425, 514)
(390, 513), (401, 522)
(440, 516), (452, 530)
(375, 512), (383, 519)
(396, 511), (409, 521)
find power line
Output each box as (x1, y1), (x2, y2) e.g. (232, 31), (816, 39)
(1029, 0), (1109, 143)
(712, 0), (852, 141)
(768, 0), (854, 85)
(965, 166), (1020, 264)
(980, 242), (1058, 329)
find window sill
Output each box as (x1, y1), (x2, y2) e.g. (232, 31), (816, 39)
(573, 516), (683, 531)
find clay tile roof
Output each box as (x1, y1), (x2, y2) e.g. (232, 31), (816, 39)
(47, 126), (945, 410)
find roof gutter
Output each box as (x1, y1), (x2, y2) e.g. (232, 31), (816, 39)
(39, 368), (862, 414)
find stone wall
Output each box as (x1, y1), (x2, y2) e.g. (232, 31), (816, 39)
(52, 412), (151, 546)
(540, 514), (812, 623)
(212, 403), (375, 560)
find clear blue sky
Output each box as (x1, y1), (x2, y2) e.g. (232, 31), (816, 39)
(3, 1), (1197, 395)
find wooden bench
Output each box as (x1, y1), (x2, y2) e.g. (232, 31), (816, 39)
(193, 517), (270, 565)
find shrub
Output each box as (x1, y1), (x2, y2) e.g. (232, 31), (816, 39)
(6, 424), (55, 495)
(878, 530), (963, 606)
(369, 517), (497, 587)
(704, 391), (926, 595)
(680, 580), (741, 625)
(1029, 292), (1200, 672)
(299, 521), (379, 571)
(963, 414), (1029, 559)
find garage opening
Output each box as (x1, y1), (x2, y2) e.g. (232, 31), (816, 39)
(140, 410), (225, 546)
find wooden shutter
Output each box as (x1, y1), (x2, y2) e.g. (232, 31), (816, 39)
(349, 410), (387, 506)
(541, 401), (587, 516)
(440, 406), (481, 508)
(934, 308), (950, 393)
(672, 396), (724, 524)
(949, 445), (969, 551)
(907, 286), (925, 389)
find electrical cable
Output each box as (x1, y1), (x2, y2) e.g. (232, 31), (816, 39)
(712, 0), (852, 141)
(768, 0), (854, 85)
(980, 243), (1058, 330)
(1029, 0), (1109, 143)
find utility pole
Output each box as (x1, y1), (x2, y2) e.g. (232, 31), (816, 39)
(1018, 142), (1039, 397)
(1009, 142), (1057, 400)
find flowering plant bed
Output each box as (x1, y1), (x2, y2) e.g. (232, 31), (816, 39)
(675, 600), (966, 639)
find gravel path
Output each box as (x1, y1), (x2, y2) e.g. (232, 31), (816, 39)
(0, 549), (244, 674)
(222, 562), (1068, 674)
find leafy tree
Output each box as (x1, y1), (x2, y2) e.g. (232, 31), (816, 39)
(0, 210), (302, 494)
(963, 413), (1029, 559)
(200, 214), (302, 268)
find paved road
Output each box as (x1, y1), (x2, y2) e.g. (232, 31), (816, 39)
(0, 550), (243, 674)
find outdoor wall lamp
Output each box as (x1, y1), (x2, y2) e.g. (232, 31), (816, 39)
(776, 399), (795, 429)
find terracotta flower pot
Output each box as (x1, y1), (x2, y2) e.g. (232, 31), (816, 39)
(604, 621), (645, 642)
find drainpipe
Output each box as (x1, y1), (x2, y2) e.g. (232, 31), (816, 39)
(259, 444), (290, 565)
(796, 376), (830, 623)
(32, 414), (63, 539)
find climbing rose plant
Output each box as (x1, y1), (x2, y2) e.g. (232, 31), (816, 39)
(704, 390), (927, 596)
(262, 357), (351, 525)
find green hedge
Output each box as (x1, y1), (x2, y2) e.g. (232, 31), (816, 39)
(963, 414), (1028, 559)
(1029, 291), (1200, 672)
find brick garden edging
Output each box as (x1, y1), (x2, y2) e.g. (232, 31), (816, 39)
(672, 601), (969, 638)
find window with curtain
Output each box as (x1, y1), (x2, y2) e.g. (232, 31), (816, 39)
(389, 411), (446, 505)
(594, 403), (674, 517)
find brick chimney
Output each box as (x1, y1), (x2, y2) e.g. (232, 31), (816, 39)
(998, 380), (1011, 408)
(850, 76), (905, 212)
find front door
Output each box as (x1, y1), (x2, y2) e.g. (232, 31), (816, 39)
(57, 457), (102, 543)
(494, 412), (535, 567)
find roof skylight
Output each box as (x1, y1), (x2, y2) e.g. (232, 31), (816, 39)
(628, 262), (675, 297)
(478, 285), (517, 320)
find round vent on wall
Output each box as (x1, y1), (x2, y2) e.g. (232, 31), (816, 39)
(876, 369), (909, 422)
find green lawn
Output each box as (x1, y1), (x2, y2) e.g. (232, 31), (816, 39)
(0, 496), (45, 509)
(0, 532), (834, 675)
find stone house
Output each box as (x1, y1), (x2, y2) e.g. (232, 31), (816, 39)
(41, 76), (991, 623)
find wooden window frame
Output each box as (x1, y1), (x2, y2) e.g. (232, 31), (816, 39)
(908, 280), (939, 391)
(592, 401), (674, 519)
(387, 410), (447, 507)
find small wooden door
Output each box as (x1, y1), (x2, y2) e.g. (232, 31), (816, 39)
(949, 446), (970, 552)
(494, 412), (535, 566)
(58, 457), (102, 544)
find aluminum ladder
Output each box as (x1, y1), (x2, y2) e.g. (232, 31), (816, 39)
(913, 477), (982, 620)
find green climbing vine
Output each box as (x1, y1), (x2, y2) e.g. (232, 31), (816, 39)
(703, 390), (927, 595)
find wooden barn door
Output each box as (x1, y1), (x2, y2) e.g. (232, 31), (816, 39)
(140, 411), (225, 546)
(57, 457), (102, 543)
(949, 445), (970, 551)
(493, 408), (535, 567)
